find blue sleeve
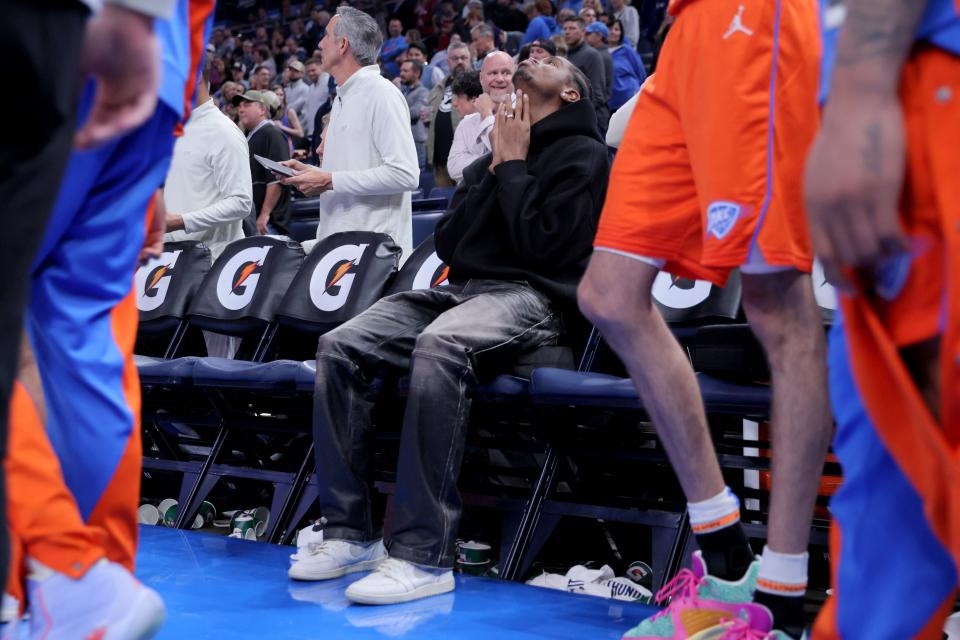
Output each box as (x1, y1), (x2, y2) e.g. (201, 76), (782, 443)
(522, 17), (545, 44)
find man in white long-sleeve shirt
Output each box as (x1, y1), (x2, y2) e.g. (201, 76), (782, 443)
(164, 59), (253, 259)
(281, 6), (419, 259)
(446, 51), (515, 184)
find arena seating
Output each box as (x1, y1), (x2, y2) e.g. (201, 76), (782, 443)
(134, 219), (839, 588)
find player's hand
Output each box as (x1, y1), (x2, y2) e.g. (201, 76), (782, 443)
(75, 5), (160, 150)
(281, 168), (333, 196)
(804, 97), (910, 294)
(140, 192), (166, 264)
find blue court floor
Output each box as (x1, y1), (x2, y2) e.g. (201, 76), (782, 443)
(137, 526), (658, 639)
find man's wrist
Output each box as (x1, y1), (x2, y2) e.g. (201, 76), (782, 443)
(167, 213), (185, 232)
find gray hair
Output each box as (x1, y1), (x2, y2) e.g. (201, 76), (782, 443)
(447, 41), (470, 56)
(471, 23), (494, 40)
(333, 6), (382, 66)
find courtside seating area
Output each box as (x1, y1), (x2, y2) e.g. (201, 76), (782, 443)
(134, 195), (841, 595)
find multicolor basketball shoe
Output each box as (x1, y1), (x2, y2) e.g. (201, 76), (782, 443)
(717, 616), (809, 639)
(622, 551), (767, 640)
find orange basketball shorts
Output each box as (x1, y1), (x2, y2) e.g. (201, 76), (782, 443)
(595, 0), (821, 286)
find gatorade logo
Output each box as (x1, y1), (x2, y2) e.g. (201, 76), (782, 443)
(309, 243), (368, 311)
(216, 246), (272, 311)
(652, 272), (712, 310)
(811, 259), (837, 310)
(411, 252), (450, 290)
(136, 250), (182, 312)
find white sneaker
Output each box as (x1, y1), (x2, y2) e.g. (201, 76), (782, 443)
(345, 557), (455, 605)
(288, 532), (386, 581)
(0, 593), (19, 623)
(26, 558), (165, 640)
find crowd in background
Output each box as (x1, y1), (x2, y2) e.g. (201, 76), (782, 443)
(205, 0), (670, 171)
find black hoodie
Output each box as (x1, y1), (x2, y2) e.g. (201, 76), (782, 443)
(434, 99), (609, 307)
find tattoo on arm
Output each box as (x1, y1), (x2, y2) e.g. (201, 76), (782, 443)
(836, 0), (927, 67)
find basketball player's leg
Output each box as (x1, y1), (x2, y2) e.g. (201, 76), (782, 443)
(579, 252), (725, 505)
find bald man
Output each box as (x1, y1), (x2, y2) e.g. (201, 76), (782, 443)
(446, 51), (515, 183)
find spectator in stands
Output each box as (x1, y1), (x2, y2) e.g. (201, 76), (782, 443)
(165, 59), (252, 258)
(517, 40), (557, 65)
(239, 39), (256, 70)
(522, 0), (560, 45)
(289, 57), (608, 606)
(220, 81), (244, 118)
(381, 18), (408, 78)
(470, 23), (498, 69)
(610, 0), (640, 47)
(563, 16), (609, 132)
(407, 42), (444, 91)
(447, 51), (515, 182)
(271, 85), (305, 152)
(305, 8), (330, 51)
(430, 32), (462, 74)
(559, 0), (585, 16)
(585, 22), (613, 108)
(231, 62), (249, 90)
(580, 7), (598, 25)
(234, 90), (291, 235)
(254, 45), (277, 78)
(488, 0), (528, 34)
(606, 18), (646, 111)
(301, 57), (331, 143)
(425, 41), (473, 186)
(398, 60), (430, 169)
(250, 64), (273, 91)
(440, 70), (483, 183)
(278, 7), (419, 257)
(284, 59), (309, 114)
(165, 59), (252, 358)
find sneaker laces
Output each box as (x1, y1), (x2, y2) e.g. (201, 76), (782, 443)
(649, 568), (704, 620)
(718, 617), (771, 640)
(372, 558), (413, 587)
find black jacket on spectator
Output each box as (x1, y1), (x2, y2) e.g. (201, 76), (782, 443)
(435, 98), (609, 307)
(565, 41), (610, 134)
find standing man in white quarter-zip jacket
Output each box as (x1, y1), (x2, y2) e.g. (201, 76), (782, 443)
(280, 6), (420, 260)
(164, 57), (253, 260)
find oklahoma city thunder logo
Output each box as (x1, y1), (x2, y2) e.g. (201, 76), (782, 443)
(706, 201), (742, 240)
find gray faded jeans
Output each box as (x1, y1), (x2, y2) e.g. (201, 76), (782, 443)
(312, 279), (561, 567)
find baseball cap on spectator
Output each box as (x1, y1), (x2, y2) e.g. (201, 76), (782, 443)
(584, 22), (609, 40)
(529, 39), (557, 55)
(232, 90), (276, 108)
(287, 59), (305, 73)
(232, 61), (246, 74)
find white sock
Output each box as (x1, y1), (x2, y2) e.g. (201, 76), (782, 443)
(757, 546), (808, 597)
(687, 487), (741, 534)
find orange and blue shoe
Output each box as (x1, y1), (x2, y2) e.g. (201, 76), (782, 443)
(621, 552), (767, 640)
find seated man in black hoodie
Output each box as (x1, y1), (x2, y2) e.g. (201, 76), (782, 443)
(288, 57), (609, 605)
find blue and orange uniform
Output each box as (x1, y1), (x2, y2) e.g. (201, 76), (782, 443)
(814, 1), (960, 638)
(6, 0), (215, 586)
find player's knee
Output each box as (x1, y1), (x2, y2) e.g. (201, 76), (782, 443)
(578, 275), (638, 330)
